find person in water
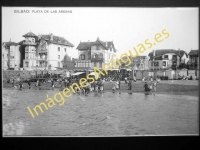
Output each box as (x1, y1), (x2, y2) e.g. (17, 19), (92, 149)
(19, 82), (23, 90)
(28, 80), (31, 89)
(144, 82), (150, 92)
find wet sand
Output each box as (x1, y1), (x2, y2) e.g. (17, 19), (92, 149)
(3, 82), (199, 136)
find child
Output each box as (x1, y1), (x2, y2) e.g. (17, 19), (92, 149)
(95, 84), (99, 92)
(35, 80), (39, 90)
(116, 80), (119, 90)
(112, 80), (116, 93)
(19, 82), (23, 90)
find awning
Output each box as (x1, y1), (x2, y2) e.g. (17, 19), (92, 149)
(89, 72), (99, 75)
(111, 69), (120, 71)
(72, 72), (85, 76)
(126, 69), (132, 71)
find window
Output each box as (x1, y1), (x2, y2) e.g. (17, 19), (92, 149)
(64, 48), (66, 52)
(81, 54), (85, 60)
(58, 47), (60, 52)
(58, 55), (60, 59)
(163, 61), (166, 66)
(140, 64), (144, 68)
(164, 55), (168, 58)
(154, 62), (159, 66)
(172, 55), (177, 59)
(25, 62), (29, 67)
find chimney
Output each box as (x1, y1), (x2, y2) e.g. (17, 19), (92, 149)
(50, 33), (53, 41)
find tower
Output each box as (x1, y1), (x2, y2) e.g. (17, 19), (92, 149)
(22, 32), (38, 70)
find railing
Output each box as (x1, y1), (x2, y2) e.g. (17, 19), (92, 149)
(162, 58), (169, 60)
(23, 41), (37, 45)
(38, 57), (47, 61)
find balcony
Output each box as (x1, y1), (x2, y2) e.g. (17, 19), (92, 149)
(91, 57), (104, 62)
(162, 58), (169, 60)
(38, 57), (47, 61)
(38, 49), (48, 53)
(23, 41), (37, 45)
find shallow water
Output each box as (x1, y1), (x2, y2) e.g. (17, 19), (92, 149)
(3, 88), (199, 136)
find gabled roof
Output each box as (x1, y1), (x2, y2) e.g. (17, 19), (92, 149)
(76, 41), (95, 50)
(188, 50), (199, 56)
(41, 34), (74, 47)
(76, 37), (117, 52)
(3, 41), (18, 46)
(148, 49), (188, 60)
(22, 32), (38, 37)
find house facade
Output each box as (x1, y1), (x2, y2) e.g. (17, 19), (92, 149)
(2, 41), (20, 70)
(18, 32), (74, 70)
(187, 50), (199, 70)
(75, 37), (117, 70)
(148, 49), (189, 70)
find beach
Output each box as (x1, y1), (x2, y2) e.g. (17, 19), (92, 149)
(3, 80), (199, 136)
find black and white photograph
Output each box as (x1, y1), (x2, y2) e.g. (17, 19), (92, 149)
(2, 7), (199, 136)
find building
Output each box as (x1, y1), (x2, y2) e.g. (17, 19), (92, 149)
(148, 49), (189, 70)
(187, 50), (199, 70)
(75, 37), (117, 71)
(2, 40), (20, 70)
(121, 55), (149, 70)
(18, 32), (74, 70)
(62, 55), (76, 70)
(19, 32), (38, 70)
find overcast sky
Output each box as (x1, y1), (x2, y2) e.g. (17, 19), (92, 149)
(2, 7), (198, 58)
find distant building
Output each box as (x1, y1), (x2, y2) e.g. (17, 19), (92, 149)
(18, 32), (74, 70)
(148, 49), (189, 70)
(121, 55), (149, 70)
(2, 40), (20, 70)
(75, 37), (117, 71)
(187, 50), (199, 70)
(62, 55), (76, 70)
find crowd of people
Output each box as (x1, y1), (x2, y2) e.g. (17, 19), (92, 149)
(10, 73), (160, 96)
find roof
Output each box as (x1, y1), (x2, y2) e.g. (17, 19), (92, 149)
(76, 41), (95, 50)
(76, 37), (117, 52)
(41, 34), (74, 47)
(22, 32), (38, 37)
(3, 41), (18, 46)
(122, 55), (147, 60)
(188, 50), (199, 56)
(18, 40), (24, 45)
(148, 49), (188, 60)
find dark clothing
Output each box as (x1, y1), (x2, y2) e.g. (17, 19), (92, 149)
(144, 83), (150, 91)
(19, 83), (23, 90)
(28, 81), (31, 89)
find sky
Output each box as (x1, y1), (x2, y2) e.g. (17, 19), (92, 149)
(2, 7), (199, 58)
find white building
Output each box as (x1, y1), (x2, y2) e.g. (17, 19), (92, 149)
(75, 37), (117, 70)
(148, 49), (189, 70)
(19, 32), (74, 70)
(2, 41), (20, 70)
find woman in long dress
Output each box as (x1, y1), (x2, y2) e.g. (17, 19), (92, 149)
(112, 80), (116, 93)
